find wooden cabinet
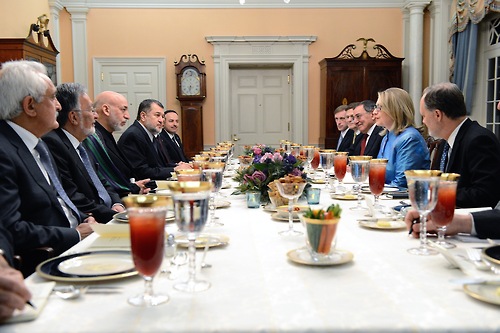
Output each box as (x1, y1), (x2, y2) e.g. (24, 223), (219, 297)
(320, 41), (403, 149)
(0, 25), (59, 84)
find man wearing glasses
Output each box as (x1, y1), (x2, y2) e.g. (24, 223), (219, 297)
(348, 100), (384, 157)
(43, 83), (125, 223)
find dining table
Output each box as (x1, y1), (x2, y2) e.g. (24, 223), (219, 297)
(2, 172), (500, 333)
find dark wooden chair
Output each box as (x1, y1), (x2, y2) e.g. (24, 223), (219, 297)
(426, 137), (445, 171)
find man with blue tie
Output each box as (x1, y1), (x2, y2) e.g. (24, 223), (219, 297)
(160, 109), (189, 163)
(0, 61), (96, 271)
(420, 82), (500, 208)
(43, 83), (125, 223)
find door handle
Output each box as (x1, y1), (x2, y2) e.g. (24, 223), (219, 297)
(232, 134), (240, 142)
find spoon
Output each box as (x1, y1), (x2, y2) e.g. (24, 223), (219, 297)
(54, 285), (88, 300)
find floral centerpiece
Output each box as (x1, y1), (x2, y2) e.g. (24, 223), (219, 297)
(233, 146), (307, 203)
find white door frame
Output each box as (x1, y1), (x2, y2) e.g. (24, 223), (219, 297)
(92, 57), (167, 104)
(206, 36), (317, 146)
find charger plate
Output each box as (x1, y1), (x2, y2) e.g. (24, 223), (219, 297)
(463, 282), (500, 306)
(36, 250), (137, 282)
(175, 233), (230, 248)
(113, 210), (175, 223)
(287, 247), (353, 266)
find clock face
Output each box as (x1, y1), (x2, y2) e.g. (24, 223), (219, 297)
(181, 68), (201, 96)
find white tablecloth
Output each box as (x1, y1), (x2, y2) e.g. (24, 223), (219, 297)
(3, 179), (500, 333)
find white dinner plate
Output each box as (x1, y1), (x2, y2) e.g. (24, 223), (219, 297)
(360, 185), (400, 194)
(463, 282), (500, 306)
(113, 210), (175, 223)
(358, 219), (406, 230)
(215, 200), (231, 209)
(271, 212), (300, 222)
(262, 204), (277, 213)
(175, 233), (230, 248)
(286, 247), (354, 266)
(331, 193), (358, 201)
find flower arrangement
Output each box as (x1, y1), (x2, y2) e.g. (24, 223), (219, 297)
(233, 149), (306, 203)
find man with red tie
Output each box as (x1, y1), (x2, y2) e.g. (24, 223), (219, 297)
(348, 100), (384, 157)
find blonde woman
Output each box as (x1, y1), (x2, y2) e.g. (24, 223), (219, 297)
(373, 88), (430, 188)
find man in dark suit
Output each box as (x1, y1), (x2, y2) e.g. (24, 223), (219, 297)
(160, 109), (189, 163)
(349, 100), (384, 157)
(333, 104), (354, 152)
(420, 82), (500, 208)
(0, 60), (95, 264)
(43, 83), (125, 223)
(118, 99), (191, 180)
(83, 91), (151, 197)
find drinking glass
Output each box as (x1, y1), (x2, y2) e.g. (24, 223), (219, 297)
(333, 152), (348, 192)
(201, 162), (225, 227)
(368, 159), (388, 210)
(123, 195), (170, 307)
(430, 174), (459, 249)
(349, 156), (371, 211)
(310, 148), (321, 179)
(302, 146), (315, 174)
(176, 169), (202, 182)
(320, 150), (335, 188)
(168, 181), (212, 292)
(405, 170), (442, 256)
(290, 144), (301, 157)
(275, 181), (307, 236)
(282, 141), (292, 154)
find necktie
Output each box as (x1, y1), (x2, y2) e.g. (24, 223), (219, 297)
(360, 134), (368, 156)
(154, 136), (169, 166)
(352, 133), (357, 145)
(77, 144), (113, 208)
(337, 134), (343, 150)
(35, 140), (80, 224)
(172, 135), (180, 147)
(439, 142), (450, 172)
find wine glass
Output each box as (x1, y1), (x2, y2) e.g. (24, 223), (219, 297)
(201, 162), (225, 227)
(168, 181), (212, 292)
(290, 144), (301, 157)
(405, 170), (442, 256)
(368, 159), (388, 210)
(310, 148), (321, 179)
(275, 180), (307, 236)
(303, 146), (315, 174)
(123, 195), (170, 307)
(333, 152), (348, 192)
(319, 150), (335, 188)
(349, 156), (371, 211)
(430, 173), (460, 249)
(176, 169), (202, 182)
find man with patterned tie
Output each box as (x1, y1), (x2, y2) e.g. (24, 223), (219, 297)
(0, 60), (96, 272)
(420, 82), (500, 208)
(160, 109), (190, 163)
(43, 83), (125, 223)
(333, 105), (354, 152)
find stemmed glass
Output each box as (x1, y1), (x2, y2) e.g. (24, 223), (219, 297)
(333, 152), (348, 193)
(290, 144), (301, 157)
(430, 173), (459, 249)
(275, 180), (307, 236)
(349, 156), (371, 211)
(368, 159), (388, 210)
(405, 170), (442, 256)
(123, 195), (170, 307)
(319, 150), (335, 188)
(176, 169), (202, 182)
(201, 162), (225, 227)
(168, 181), (212, 292)
(310, 148), (320, 179)
(303, 145), (315, 174)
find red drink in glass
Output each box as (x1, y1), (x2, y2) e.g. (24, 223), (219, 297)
(369, 163), (386, 196)
(333, 154), (347, 181)
(311, 150), (320, 170)
(129, 213), (166, 277)
(430, 181), (456, 227)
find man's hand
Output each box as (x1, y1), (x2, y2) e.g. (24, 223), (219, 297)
(0, 257), (32, 321)
(77, 217), (98, 239)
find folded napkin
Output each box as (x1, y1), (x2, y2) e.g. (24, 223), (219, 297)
(5, 281), (55, 323)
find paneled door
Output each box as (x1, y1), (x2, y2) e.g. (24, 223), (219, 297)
(230, 68), (291, 155)
(93, 58), (166, 140)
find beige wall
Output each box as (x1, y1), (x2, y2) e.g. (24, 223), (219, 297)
(0, 1), (50, 37)
(2, 2), (404, 146)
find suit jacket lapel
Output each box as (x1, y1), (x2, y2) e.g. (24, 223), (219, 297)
(447, 118), (471, 171)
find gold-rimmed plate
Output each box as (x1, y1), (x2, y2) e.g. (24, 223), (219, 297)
(36, 250), (137, 282)
(271, 212), (300, 222)
(360, 185), (401, 194)
(310, 179), (326, 184)
(262, 204), (277, 213)
(113, 210), (175, 223)
(286, 247), (354, 266)
(331, 193), (358, 201)
(358, 219), (406, 230)
(175, 233), (230, 248)
(463, 282), (500, 306)
(215, 200), (231, 209)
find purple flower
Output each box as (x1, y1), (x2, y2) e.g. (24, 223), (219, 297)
(252, 170), (267, 183)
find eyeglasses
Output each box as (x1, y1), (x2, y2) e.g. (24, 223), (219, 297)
(74, 107), (97, 114)
(373, 105), (382, 112)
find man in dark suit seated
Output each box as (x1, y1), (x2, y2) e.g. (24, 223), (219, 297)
(83, 91), (151, 197)
(118, 99), (191, 180)
(348, 100), (384, 157)
(43, 83), (125, 223)
(420, 82), (500, 208)
(0, 60), (96, 270)
(333, 104), (354, 152)
(160, 109), (189, 163)
(0, 223), (32, 321)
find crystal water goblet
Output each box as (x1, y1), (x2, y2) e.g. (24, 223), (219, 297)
(405, 170), (442, 256)
(349, 156), (371, 211)
(319, 150), (335, 188)
(168, 181), (212, 292)
(201, 162), (225, 227)
(303, 145), (315, 175)
(430, 173), (459, 249)
(275, 181), (307, 236)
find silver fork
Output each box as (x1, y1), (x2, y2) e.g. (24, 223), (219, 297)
(465, 248), (490, 271)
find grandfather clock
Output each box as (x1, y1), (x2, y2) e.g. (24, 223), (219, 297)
(175, 54), (206, 159)
(320, 38), (403, 148)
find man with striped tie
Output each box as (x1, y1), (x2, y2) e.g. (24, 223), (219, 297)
(333, 104), (354, 152)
